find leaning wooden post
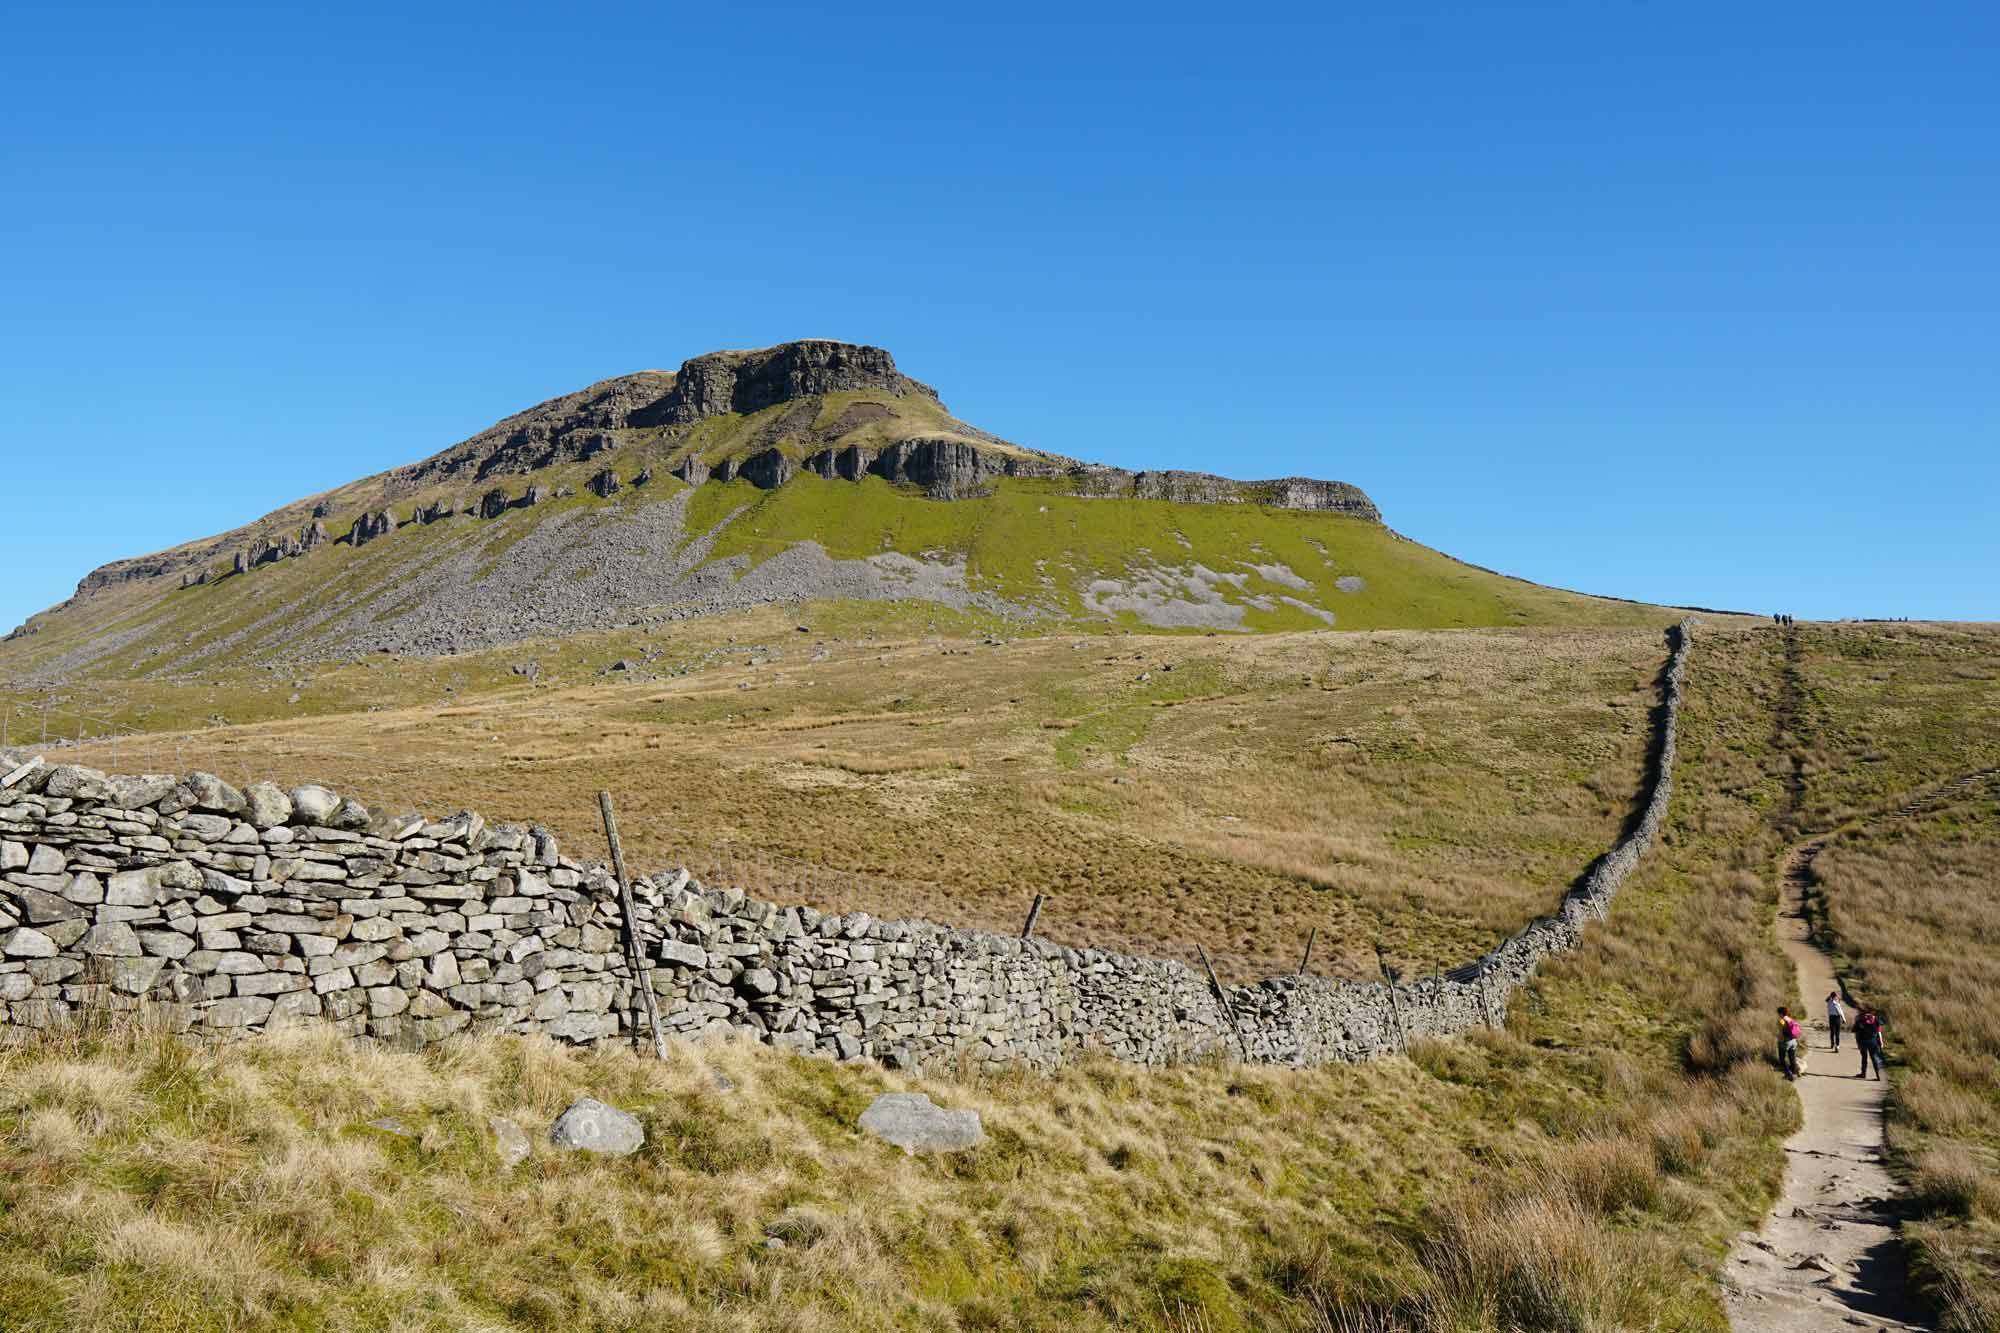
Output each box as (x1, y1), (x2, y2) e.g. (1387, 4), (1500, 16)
(1020, 894), (1046, 940)
(1376, 944), (1408, 1054)
(1296, 926), (1317, 978)
(1195, 943), (1250, 1058)
(598, 791), (668, 1061)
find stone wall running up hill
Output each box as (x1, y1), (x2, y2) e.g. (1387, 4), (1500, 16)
(0, 623), (1690, 1069)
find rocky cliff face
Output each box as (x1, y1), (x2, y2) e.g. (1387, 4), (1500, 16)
(400, 341), (941, 486)
(714, 438), (1380, 516)
(640, 341), (938, 426)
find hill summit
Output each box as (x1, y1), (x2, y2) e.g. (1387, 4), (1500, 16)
(2, 340), (1668, 682)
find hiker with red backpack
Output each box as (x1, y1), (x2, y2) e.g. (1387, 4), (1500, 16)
(1777, 1006), (1804, 1080)
(1854, 1007), (1886, 1079)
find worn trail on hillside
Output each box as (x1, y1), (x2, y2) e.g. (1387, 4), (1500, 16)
(1722, 835), (1927, 1332)
(1724, 626), (1927, 1331)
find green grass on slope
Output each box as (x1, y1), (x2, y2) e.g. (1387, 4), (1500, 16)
(3, 466), (1685, 692)
(689, 473), (1681, 631)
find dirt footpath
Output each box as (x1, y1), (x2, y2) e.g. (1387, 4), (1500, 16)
(1722, 841), (1928, 1332)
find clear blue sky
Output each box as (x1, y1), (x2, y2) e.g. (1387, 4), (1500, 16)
(3, 2), (1995, 632)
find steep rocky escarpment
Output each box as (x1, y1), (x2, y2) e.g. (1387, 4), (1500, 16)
(400, 341), (942, 486)
(637, 340), (938, 426)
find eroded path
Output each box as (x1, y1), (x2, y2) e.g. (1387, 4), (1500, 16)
(1722, 837), (1926, 1332)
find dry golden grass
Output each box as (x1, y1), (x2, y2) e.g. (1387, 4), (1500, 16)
(1765, 620), (2000, 1331)
(16, 621), (1978, 1330)
(55, 619), (1668, 983)
(1813, 797), (2000, 1331)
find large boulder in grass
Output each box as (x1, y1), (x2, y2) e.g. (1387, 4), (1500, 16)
(857, 1093), (984, 1154)
(548, 1098), (644, 1156)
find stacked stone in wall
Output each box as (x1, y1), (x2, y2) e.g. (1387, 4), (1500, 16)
(0, 623), (1690, 1070)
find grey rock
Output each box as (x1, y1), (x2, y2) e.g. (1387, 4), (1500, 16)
(61, 872), (104, 904)
(43, 765), (114, 802)
(659, 939), (707, 969)
(490, 1115), (531, 1168)
(289, 786), (340, 824)
(205, 995), (275, 1028)
(26, 845), (64, 875)
(105, 869), (160, 907)
(106, 955), (166, 995)
(187, 772), (247, 815)
(139, 930), (196, 959)
(548, 1097), (644, 1156)
(109, 774), (177, 808)
(79, 922), (143, 957)
(158, 861), (204, 892)
(857, 1092), (985, 1154)
(177, 813), (234, 842)
(8, 886), (85, 925)
(244, 782), (292, 829)
(2, 927), (58, 958)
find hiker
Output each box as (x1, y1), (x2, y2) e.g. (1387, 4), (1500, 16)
(1826, 989), (1846, 1050)
(1777, 1005), (1803, 1080)
(1854, 1007), (1886, 1079)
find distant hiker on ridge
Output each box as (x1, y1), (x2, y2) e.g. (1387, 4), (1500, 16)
(1826, 989), (1846, 1051)
(1854, 1006), (1886, 1079)
(1777, 1005), (1803, 1080)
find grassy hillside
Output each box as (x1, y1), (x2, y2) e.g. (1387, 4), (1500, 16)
(0, 624), (1824, 1332)
(40, 620), (1669, 983)
(689, 474), (1683, 630)
(1, 468), (1694, 688)
(1787, 623), (2000, 1331)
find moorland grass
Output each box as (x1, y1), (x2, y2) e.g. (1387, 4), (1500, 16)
(1813, 801), (2000, 1331)
(0, 625), (1819, 1331)
(44, 622), (1668, 982)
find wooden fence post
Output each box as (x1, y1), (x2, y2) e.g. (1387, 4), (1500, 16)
(1196, 943), (1250, 1058)
(1376, 944), (1408, 1054)
(598, 791), (668, 1061)
(1296, 927), (1317, 978)
(1020, 894), (1046, 940)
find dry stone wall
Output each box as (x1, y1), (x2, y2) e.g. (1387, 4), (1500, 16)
(0, 623), (1690, 1070)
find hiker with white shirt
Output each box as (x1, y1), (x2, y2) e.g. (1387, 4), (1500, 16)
(1826, 990), (1846, 1051)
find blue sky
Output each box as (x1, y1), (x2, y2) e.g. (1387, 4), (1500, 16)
(2, 2), (1995, 631)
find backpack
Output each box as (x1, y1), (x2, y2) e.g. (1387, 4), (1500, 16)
(1784, 1017), (1801, 1042)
